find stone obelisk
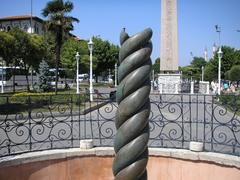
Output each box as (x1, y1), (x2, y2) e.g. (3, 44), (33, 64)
(160, 0), (178, 71)
(158, 0), (181, 93)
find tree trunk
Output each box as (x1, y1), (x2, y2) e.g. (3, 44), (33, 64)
(55, 45), (60, 94)
(25, 65), (30, 92)
(55, 29), (63, 95)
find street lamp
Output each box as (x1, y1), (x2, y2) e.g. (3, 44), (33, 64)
(88, 38), (94, 101)
(1, 58), (4, 93)
(115, 63), (117, 87)
(76, 52), (80, 94)
(215, 25), (221, 46)
(152, 70), (155, 91)
(201, 66), (204, 81)
(217, 47), (223, 95)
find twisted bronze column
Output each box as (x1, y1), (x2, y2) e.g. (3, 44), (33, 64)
(112, 28), (152, 180)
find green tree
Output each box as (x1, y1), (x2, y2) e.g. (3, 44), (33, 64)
(8, 28), (48, 91)
(229, 65), (240, 81)
(180, 66), (194, 80)
(234, 49), (240, 65)
(61, 39), (90, 78)
(180, 57), (207, 81)
(25, 34), (49, 91)
(0, 31), (16, 66)
(204, 46), (237, 81)
(42, 0), (79, 94)
(204, 59), (218, 82)
(152, 58), (160, 74)
(191, 57), (207, 69)
(38, 60), (52, 92)
(190, 57), (207, 81)
(225, 70), (230, 80)
(42, 32), (55, 67)
(221, 46), (236, 75)
(92, 37), (119, 82)
(8, 28), (30, 92)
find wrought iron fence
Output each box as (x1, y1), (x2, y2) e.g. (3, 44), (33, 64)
(0, 93), (239, 157)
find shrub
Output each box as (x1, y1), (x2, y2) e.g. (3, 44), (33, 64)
(229, 65), (240, 81)
(38, 60), (52, 92)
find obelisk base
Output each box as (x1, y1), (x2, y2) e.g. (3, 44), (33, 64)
(158, 73), (181, 94)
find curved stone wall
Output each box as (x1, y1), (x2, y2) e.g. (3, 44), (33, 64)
(0, 148), (239, 180)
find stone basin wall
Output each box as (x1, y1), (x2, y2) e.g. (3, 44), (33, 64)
(0, 148), (239, 180)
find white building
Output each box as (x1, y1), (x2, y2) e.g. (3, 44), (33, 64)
(0, 15), (44, 35)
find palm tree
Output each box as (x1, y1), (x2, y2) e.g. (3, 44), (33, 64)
(42, 0), (79, 94)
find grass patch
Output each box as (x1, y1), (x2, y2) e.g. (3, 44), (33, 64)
(0, 92), (89, 115)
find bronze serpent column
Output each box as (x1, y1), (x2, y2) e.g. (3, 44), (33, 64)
(112, 28), (152, 180)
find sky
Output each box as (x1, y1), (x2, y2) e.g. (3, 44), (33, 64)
(0, 0), (240, 66)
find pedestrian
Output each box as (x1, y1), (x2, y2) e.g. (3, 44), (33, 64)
(211, 81), (216, 94)
(230, 84), (236, 93)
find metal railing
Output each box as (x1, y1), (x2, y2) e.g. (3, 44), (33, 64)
(0, 93), (239, 157)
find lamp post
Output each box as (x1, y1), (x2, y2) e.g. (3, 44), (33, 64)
(115, 63), (117, 87)
(1, 59), (4, 94)
(152, 69), (155, 90)
(215, 25), (221, 46)
(88, 38), (94, 101)
(201, 66), (204, 81)
(76, 52), (80, 94)
(189, 52), (194, 82)
(217, 47), (223, 95)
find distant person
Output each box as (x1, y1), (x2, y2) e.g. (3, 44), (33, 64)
(223, 82), (229, 91)
(230, 84), (236, 93)
(211, 81), (217, 94)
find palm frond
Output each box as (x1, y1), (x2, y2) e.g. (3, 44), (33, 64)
(42, 0), (74, 17)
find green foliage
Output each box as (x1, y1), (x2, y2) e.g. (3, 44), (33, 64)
(30, 34), (49, 68)
(9, 28), (30, 62)
(0, 93), (88, 115)
(229, 65), (240, 81)
(224, 70), (230, 80)
(152, 58), (160, 74)
(92, 37), (119, 79)
(42, 0), (79, 94)
(181, 46), (240, 82)
(38, 60), (52, 92)
(42, 32), (56, 67)
(0, 31), (16, 65)
(61, 39), (90, 76)
(8, 28), (49, 91)
(204, 58), (218, 81)
(234, 50), (240, 65)
(221, 46), (236, 75)
(190, 57), (207, 81)
(179, 57), (207, 81)
(191, 57), (207, 68)
(180, 66), (193, 80)
(218, 95), (240, 113)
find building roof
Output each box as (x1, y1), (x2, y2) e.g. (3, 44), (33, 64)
(0, 15), (44, 23)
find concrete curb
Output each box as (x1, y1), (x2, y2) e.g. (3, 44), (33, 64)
(0, 147), (239, 169)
